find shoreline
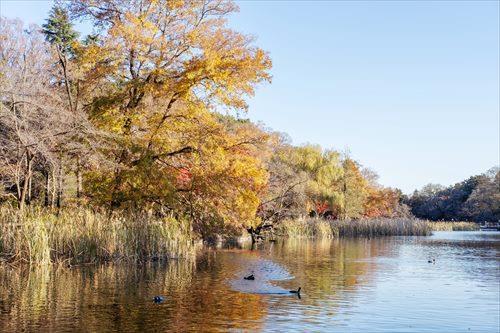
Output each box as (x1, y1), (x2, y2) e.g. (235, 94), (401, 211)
(0, 205), (482, 266)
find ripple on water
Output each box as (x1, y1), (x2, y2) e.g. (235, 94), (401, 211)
(230, 258), (296, 295)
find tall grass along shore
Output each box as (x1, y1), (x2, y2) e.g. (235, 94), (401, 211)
(429, 221), (479, 231)
(1, 204), (482, 265)
(0, 205), (196, 265)
(277, 218), (432, 238)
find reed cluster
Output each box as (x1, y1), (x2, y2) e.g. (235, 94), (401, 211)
(277, 217), (432, 238)
(0, 205), (196, 265)
(429, 221), (479, 231)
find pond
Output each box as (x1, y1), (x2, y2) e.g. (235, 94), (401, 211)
(1, 232), (499, 332)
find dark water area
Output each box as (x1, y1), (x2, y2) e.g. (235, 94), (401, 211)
(1, 232), (499, 332)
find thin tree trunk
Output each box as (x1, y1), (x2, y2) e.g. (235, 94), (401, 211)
(56, 155), (63, 209)
(27, 172), (32, 205)
(51, 169), (56, 208)
(343, 181), (347, 220)
(15, 152), (22, 201)
(19, 151), (33, 210)
(56, 48), (74, 112)
(76, 155), (82, 201)
(44, 169), (51, 207)
(15, 171), (21, 207)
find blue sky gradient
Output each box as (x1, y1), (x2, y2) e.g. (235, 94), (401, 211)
(1, 0), (498, 193)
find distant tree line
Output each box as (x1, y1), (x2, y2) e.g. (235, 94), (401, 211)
(404, 168), (499, 222)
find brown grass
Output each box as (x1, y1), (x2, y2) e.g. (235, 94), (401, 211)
(277, 217), (432, 238)
(0, 205), (197, 265)
(428, 221), (479, 231)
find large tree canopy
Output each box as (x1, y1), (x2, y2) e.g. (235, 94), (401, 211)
(64, 0), (272, 233)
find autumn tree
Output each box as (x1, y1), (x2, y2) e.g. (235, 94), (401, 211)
(257, 133), (309, 222)
(364, 187), (401, 218)
(262, 145), (381, 221)
(62, 0), (271, 236)
(261, 144), (344, 219)
(337, 157), (368, 219)
(361, 168), (409, 218)
(291, 145), (343, 215)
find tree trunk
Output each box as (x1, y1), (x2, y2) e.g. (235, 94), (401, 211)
(76, 155), (82, 201)
(44, 170), (51, 207)
(56, 155), (64, 209)
(56, 48), (74, 112)
(19, 151), (33, 210)
(341, 162), (348, 220)
(27, 172), (32, 205)
(15, 172), (21, 207)
(51, 169), (56, 208)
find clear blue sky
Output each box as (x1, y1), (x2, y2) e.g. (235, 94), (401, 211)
(1, 0), (498, 193)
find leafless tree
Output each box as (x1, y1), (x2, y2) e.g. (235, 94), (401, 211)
(0, 19), (79, 209)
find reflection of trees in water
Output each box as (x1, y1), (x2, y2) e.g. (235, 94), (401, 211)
(0, 254), (268, 332)
(0, 267), (52, 331)
(0, 263), (193, 332)
(187, 250), (268, 329)
(0, 238), (409, 331)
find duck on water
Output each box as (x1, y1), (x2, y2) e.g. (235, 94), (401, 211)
(242, 273), (301, 296)
(153, 296), (165, 303)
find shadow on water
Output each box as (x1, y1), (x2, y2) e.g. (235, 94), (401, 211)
(0, 232), (499, 332)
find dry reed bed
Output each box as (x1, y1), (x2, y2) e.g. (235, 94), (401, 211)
(277, 218), (432, 238)
(428, 221), (479, 231)
(0, 205), (196, 265)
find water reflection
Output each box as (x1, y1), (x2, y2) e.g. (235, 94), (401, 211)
(230, 257), (294, 295)
(0, 232), (498, 332)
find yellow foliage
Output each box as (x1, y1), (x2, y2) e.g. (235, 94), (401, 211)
(68, 0), (272, 237)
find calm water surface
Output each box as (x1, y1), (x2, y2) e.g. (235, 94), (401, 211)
(1, 232), (499, 332)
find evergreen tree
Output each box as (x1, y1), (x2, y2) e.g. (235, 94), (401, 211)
(42, 6), (79, 57)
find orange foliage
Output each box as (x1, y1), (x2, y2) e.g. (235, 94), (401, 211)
(176, 168), (192, 188)
(315, 201), (329, 215)
(364, 187), (400, 218)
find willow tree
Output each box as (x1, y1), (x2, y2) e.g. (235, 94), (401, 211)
(338, 158), (368, 219)
(66, 0), (272, 235)
(257, 134), (310, 222)
(292, 145), (343, 214)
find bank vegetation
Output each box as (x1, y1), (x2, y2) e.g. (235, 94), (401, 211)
(277, 218), (432, 238)
(428, 221), (479, 231)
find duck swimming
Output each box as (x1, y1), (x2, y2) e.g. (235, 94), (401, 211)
(153, 296), (165, 303)
(427, 259), (435, 264)
(244, 274), (255, 280)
